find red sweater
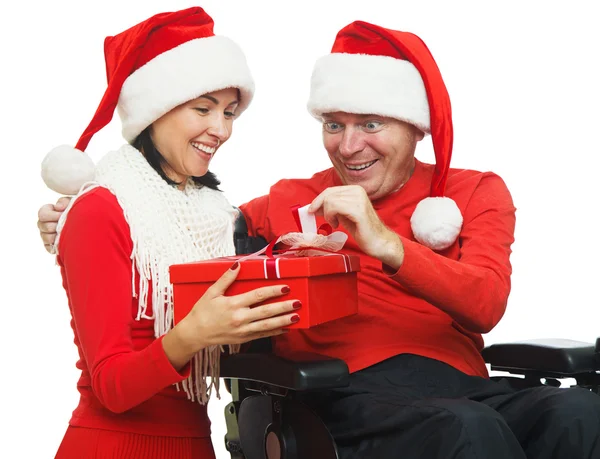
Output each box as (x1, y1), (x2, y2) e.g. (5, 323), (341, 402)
(239, 160), (516, 378)
(57, 187), (210, 437)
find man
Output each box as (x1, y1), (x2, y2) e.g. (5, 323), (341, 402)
(39, 21), (600, 459)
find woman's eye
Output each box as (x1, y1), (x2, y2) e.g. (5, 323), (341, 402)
(194, 108), (209, 114)
(224, 111), (237, 118)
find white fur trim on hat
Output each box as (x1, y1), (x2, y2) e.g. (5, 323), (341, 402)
(41, 145), (95, 195)
(307, 53), (430, 132)
(118, 35), (255, 143)
(410, 197), (462, 251)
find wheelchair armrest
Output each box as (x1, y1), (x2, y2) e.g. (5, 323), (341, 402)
(482, 338), (598, 377)
(221, 352), (350, 391)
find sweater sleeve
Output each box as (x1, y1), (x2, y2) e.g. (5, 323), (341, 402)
(387, 173), (516, 334)
(58, 188), (190, 414)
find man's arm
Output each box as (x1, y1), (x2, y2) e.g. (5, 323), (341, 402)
(238, 194), (271, 239)
(387, 175), (515, 333)
(309, 174), (516, 334)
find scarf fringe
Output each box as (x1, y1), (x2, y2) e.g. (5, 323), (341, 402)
(56, 145), (239, 404)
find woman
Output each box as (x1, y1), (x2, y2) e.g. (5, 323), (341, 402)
(41, 7), (300, 459)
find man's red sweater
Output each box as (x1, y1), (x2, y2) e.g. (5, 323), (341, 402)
(239, 160), (516, 377)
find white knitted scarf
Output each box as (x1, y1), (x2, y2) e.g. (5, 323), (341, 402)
(56, 144), (240, 404)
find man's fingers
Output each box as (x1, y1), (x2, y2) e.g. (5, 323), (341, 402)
(38, 221), (57, 234)
(41, 232), (57, 246)
(308, 188), (333, 214)
(55, 197), (72, 211)
(44, 243), (56, 254)
(309, 186), (359, 214)
(309, 188), (355, 228)
(38, 204), (61, 223)
(320, 200), (341, 229)
(323, 206), (340, 229)
(38, 212), (58, 251)
(324, 215), (339, 229)
(308, 196), (323, 214)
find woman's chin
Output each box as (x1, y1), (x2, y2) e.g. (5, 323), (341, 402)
(190, 166), (210, 178)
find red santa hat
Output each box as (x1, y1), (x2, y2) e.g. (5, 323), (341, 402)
(307, 21), (462, 251)
(41, 7), (255, 195)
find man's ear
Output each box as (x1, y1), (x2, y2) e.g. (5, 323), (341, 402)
(415, 128), (425, 142)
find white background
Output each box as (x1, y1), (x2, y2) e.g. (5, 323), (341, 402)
(2, 1), (599, 457)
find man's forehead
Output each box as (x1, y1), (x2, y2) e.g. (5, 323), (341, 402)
(322, 112), (386, 121)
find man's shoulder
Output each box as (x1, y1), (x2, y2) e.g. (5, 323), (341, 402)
(447, 164), (502, 181)
(440, 164), (514, 213)
(444, 164), (509, 193)
(415, 160), (509, 195)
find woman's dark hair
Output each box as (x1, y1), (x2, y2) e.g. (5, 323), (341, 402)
(132, 127), (221, 191)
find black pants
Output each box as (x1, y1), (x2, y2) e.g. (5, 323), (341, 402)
(299, 354), (600, 459)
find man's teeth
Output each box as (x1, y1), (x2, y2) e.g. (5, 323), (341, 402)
(346, 160), (376, 171)
(191, 142), (216, 155)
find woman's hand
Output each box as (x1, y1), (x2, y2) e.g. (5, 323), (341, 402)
(163, 261), (300, 369)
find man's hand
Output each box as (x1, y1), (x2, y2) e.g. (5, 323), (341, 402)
(309, 186), (404, 269)
(38, 197), (71, 253)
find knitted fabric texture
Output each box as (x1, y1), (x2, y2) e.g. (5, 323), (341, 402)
(56, 144), (239, 404)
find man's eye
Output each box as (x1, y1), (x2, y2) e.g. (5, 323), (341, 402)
(364, 121), (382, 130)
(324, 122), (342, 132)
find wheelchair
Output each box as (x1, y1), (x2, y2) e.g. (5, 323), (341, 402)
(220, 212), (600, 459)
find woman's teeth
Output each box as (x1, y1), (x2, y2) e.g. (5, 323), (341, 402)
(191, 142), (216, 155)
(346, 160), (377, 171)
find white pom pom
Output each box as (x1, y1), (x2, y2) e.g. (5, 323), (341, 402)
(41, 145), (95, 195)
(410, 196), (463, 251)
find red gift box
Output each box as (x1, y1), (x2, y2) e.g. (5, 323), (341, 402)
(170, 253), (360, 329)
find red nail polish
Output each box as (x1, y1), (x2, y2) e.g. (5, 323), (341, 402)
(291, 315), (300, 323)
(292, 301), (302, 310)
(281, 286), (290, 294)
(230, 262), (239, 270)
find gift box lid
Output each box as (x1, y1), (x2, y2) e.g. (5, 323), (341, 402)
(170, 253), (360, 284)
